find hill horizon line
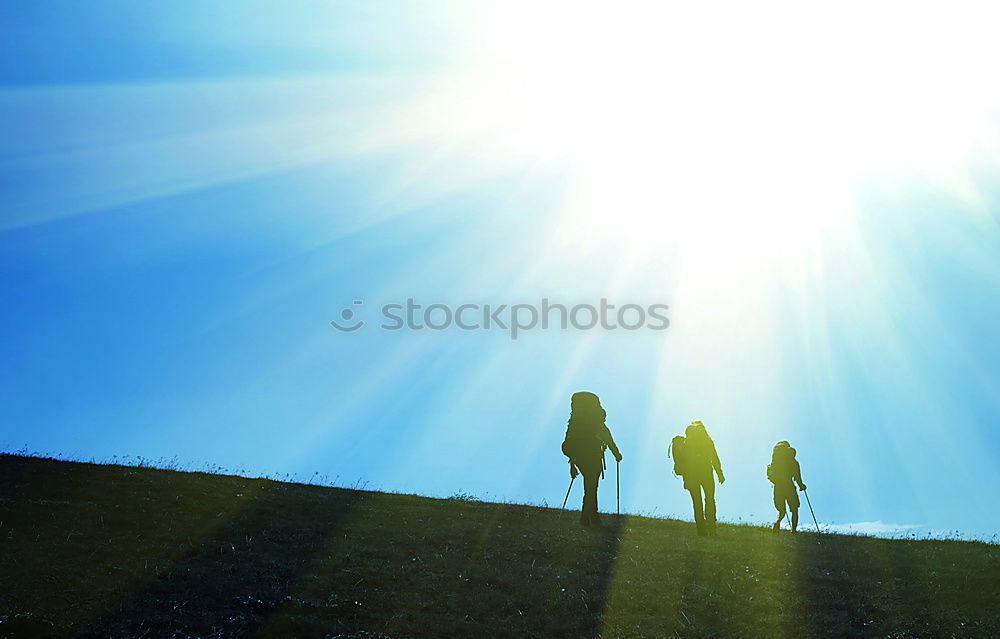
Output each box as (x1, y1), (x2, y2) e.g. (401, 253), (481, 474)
(2, 450), (992, 545)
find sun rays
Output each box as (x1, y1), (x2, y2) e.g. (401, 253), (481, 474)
(2, 0), (999, 540)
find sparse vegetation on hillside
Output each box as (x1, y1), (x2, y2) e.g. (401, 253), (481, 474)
(2, 455), (998, 638)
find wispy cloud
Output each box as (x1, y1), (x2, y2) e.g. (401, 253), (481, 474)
(823, 520), (924, 536)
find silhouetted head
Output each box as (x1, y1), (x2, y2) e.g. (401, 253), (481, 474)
(685, 420), (709, 440)
(772, 440), (796, 462)
(568, 391), (606, 429)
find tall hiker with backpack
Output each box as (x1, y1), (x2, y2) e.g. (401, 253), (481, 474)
(767, 440), (807, 532)
(669, 420), (725, 536)
(561, 392), (623, 527)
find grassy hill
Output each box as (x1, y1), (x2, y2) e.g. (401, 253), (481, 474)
(1, 455), (997, 638)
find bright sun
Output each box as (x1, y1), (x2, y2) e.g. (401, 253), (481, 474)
(432, 1), (999, 256)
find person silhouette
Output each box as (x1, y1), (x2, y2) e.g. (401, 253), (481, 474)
(681, 420), (725, 537)
(561, 392), (622, 527)
(767, 440), (807, 532)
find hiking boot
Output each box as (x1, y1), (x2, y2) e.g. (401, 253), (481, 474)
(772, 522), (780, 533)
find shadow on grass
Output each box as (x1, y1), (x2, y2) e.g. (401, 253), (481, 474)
(78, 493), (628, 638)
(11, 456), (995, 638)
(78, 483), (365, 637)
(2, 455), (627, 638)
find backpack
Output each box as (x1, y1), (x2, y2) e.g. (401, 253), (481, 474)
(562, 422), (605, 461)
(668, 435), (687, 476)
(767, 441), (794, 484)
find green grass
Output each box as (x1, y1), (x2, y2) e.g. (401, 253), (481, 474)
(2, 454), (998, 638)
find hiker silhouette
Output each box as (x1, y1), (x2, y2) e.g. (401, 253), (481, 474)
(561, 392), (622, 527)
(672, 420), (725, 536)
(767, 440), (807, 532)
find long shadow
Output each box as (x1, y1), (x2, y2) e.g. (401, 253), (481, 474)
(565, 515), (626, 639)
(3, 455), (626, 638)
(782, 531), (942, 638)
(675, 529), (828, 638)
(76, 477), (625, 638)
(318, 502), (627, 639)
(780, 532), (843, 638)
(75, 480), (365, 638)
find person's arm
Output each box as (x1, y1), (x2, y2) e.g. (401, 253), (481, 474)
(561, 437), (577, 477)
(712, 441), (725, 483)
(602, 426), (622, 462)
(793, 460), (806, 491)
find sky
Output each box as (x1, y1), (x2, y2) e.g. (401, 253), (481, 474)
(1, 1), (999, 539)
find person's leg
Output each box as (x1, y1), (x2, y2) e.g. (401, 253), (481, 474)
(788, 489), (800, 532)
(688, 487), (705, 535)
(703, 478), (717, 535)
(581, 469), (599, 526)
(589, 471), (602, 526)
(773, 489), (785, 531)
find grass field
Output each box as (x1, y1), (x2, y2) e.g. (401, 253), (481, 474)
(2, 454), (998, 638)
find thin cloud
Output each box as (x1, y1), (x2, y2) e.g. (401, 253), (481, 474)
(823, 520), (923, 535)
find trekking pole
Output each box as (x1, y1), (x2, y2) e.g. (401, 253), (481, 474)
(803, 489), (820, 533)
(561, 475), (576, 510)
(616, 459), (620, 515)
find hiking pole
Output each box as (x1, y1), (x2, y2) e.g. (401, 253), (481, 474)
(561, 475), (576, 510)
(803, 489), (820, 533)
(616, 459), (620, 515)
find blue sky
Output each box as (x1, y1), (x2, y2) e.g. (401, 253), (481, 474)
(2, 2), (999, 539)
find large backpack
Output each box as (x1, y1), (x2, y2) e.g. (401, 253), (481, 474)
(767, 441), (794, 484)
(668, 435), (687, 477)
(562, 421), (604, 462)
